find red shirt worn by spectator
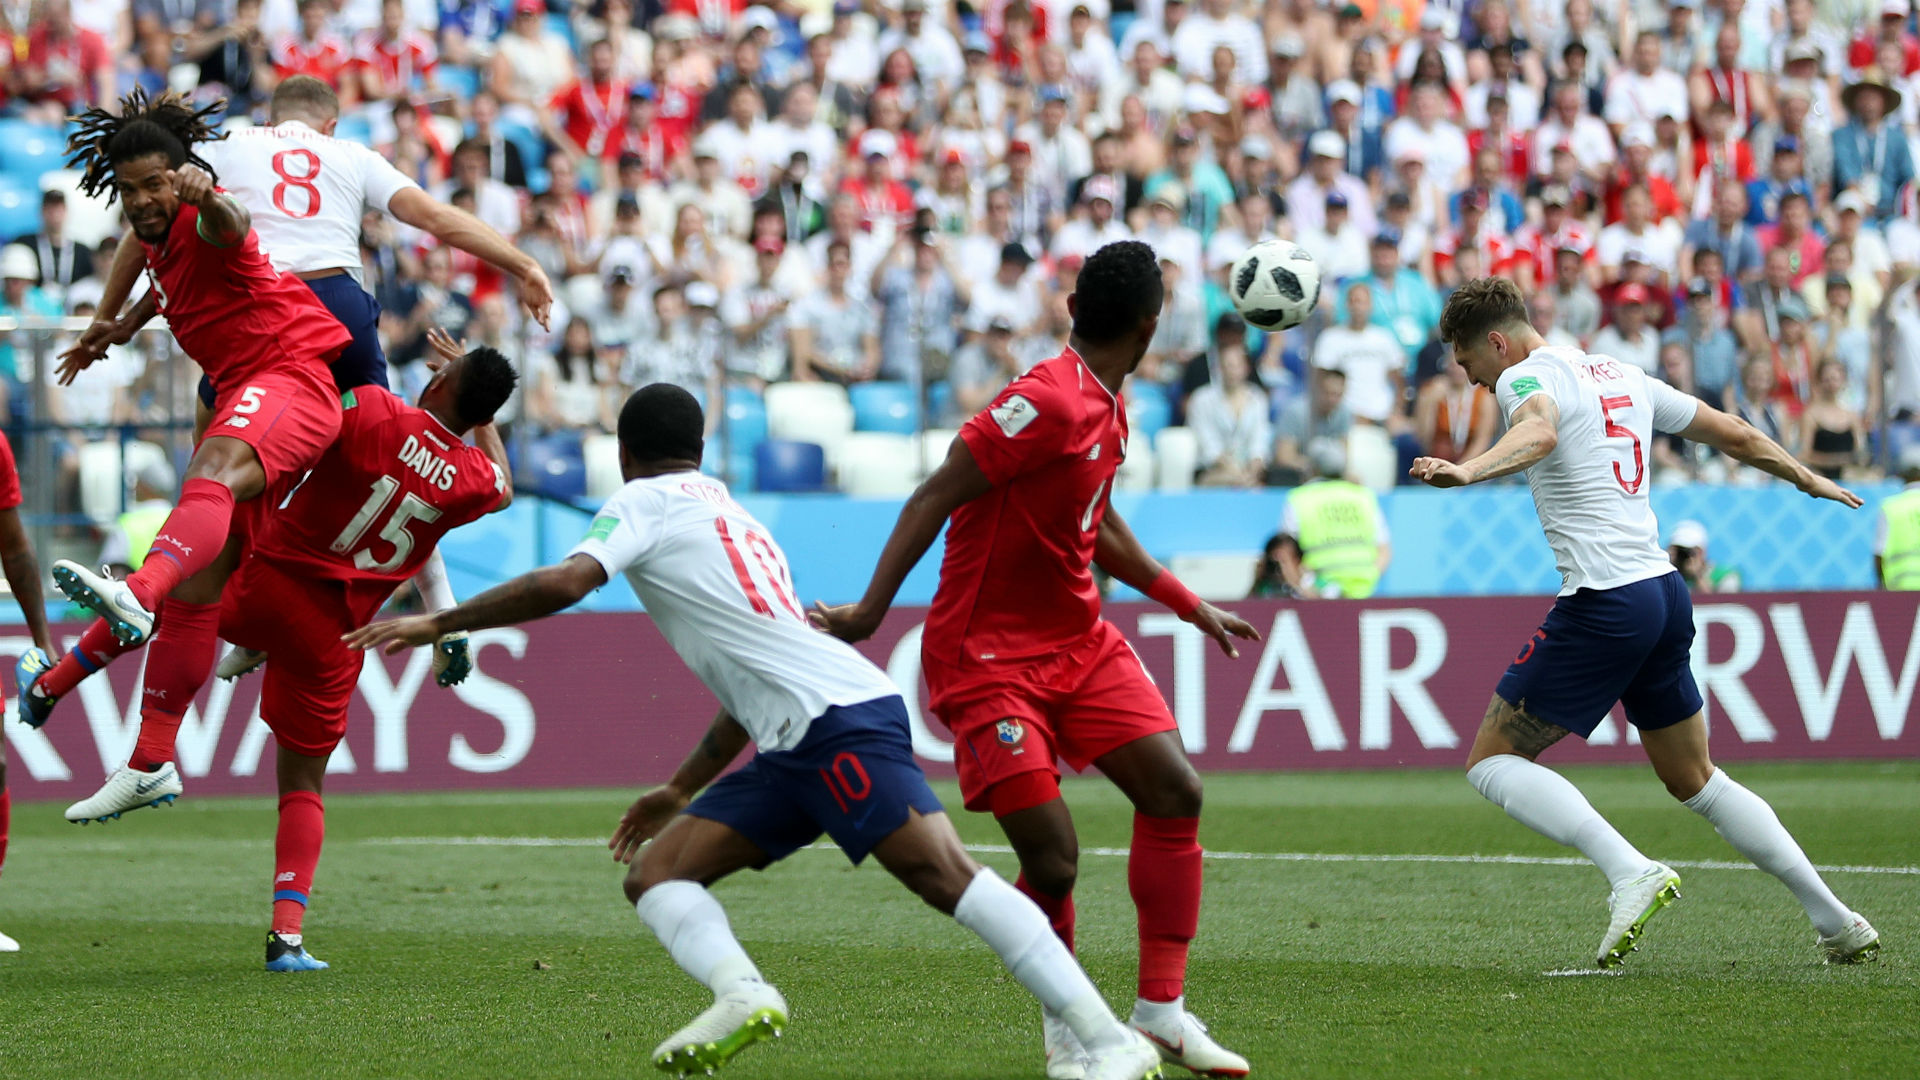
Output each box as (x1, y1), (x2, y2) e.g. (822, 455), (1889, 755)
(552, 77), (630, 160)
(1603, 171), (1682, 225)
(1515, 219), (1596, 285)
(1435, 222), (1520, 279)
(25, 23), (110, 107)
(655, 82), (704, 150)
(1691, 133), (1754, 185)
(1697, 65), (1761, 131)
(840, 174), (915, 233)
(352, 28), (438, 92)
(274, 31), (351, 85)
(1468, 127), (1532, 188)
(1849, 29), (1920, 75)
(1758, 224), (1827, 286)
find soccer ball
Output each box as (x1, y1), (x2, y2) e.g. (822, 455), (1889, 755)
(1229, 240), (1322, 332)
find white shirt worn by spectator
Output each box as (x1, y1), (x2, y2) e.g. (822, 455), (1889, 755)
(1312, 323), (1405, 422)
(1532, 113), (1617, 177)
(1014, 122), (1093, 206)
(877, 24), (965, 90)
(1102, 64), (1187, 130)
(805, 231), (890, 287)
(1170, 11), (1269, 84)
(1136, 222), (1203, 275)
(1284, 173), (1377, 237)
(1184, 382), (1273, 470)
(700, 119), (781, 192)
(1495, 345), (1702, 594)
(720, 281), (794, 382)
(569, 473), (900, 752)
(965, 273), (1043, 334)
(665, 180), (754, 241)
(1066, 30), (1122, 96)
(1464, 78), (1542, 129)
(428, 175), (522, 240)
(1603, 68), (1691, 127)
(1205, 224), (1278, 277)
(1051, 218), (1134, 260)
(1588, 323), (1662, 374)
(1595, 220), (1683, 278)
(1383, 117), (1472, 185)
(202, 120), (420, 278)
(1292, 220), (1370, 285)
(773, 118), (840, 176)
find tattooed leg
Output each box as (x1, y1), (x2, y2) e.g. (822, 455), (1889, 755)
(1466, 694), (1571, 768)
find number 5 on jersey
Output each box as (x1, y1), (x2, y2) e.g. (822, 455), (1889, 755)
(1599, 394), (1645, 494)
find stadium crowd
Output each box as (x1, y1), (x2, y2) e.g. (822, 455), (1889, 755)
(3, 0), (1920, 498)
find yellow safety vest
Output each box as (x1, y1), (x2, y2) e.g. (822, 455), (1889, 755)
(1287, 479), (1382, 599)
(1882, 488), (1920, 590)
(117, 505), (171, 571)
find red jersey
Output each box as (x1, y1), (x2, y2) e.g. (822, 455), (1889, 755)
(139, 202), (351, 387)
(552, 78), (630, 159)
(25, 25), (110, 107)
(0, 429), (19, 511)
(1435, 224), (1520, 279)
(926, 349), (1126, 665)
(254, 386), (504, 620)
(273, 32), (351, 85)
(1692, 134), (1755, 185)
(351, 29), (437, 92)
(1515, 219), (1597, 285)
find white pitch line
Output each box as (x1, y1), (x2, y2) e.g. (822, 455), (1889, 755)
(1541, 969), (1623, 977)
(362, 837), (1920, 876)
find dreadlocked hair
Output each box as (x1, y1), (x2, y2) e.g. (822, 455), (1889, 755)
(68, 90), (227, 203)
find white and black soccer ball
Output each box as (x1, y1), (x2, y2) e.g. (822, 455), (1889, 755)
(1228, 239), (1322, 332)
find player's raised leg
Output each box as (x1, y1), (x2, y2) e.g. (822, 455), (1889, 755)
(19, 617), (141, 728)
(1641, 715), (1878, 963)
(266, 744), (330, 971)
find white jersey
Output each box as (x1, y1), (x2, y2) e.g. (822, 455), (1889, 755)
(201, 120), (419, 277)
(568, 473), (899, 752)
(1495, 346), (1700, 596)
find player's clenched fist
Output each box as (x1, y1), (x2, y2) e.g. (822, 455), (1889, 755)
(1410, 456), (1472, 488)
(169, 164), (218, 208)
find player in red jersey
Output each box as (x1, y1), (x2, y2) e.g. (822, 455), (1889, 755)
(815, 241), (1260, 1080)
(232, 337), (515, 971)
(0, 430), (55, 952)
(48, 91), (350, 821)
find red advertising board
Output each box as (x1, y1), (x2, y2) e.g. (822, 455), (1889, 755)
(5, 592), (1917, 802)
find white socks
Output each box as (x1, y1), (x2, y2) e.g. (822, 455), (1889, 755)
(1468, 754), (1655, 890)
(635, 880), (765, 995)
(952, 867), (1133, 1053)
(1684, 769), (1852, 936)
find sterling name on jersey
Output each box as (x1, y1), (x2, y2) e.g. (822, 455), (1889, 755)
(1495, 346), (1701, 595)
(201, 120), (420, 277)
(569, 473), (898, 752)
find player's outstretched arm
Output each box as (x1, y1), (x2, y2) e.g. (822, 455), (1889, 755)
(1095, 508), (1260, 658)
(0, 506), (52, 655)
(389, 188), (555, 329)
(343, 554), (609, 653)
(1412, 394), (1560, 488)
(1678, 401), (1864, 508)
(609, 709), (752, 864)
(810, 435), (993, 642)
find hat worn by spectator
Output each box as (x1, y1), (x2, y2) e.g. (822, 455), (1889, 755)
(859, 129), (898, 159)
(964, 31), (991, 53)
(1373, 228), (1403, 248)
(0, 244), (35, 281)
(1083, 175), (1121, 204)
(1843, 79), (1904, 114)
(754, 235), (785, 255)
(1000, 241), (1034, 267)
(1669, 520), (1709, 550)
(512, 0), (542, 14)
(1152, 183), (1188, 211)
(1393, 142), (1427, 164)
(1183, 84), (1230, 116)
(1338, 2), (1363, 17)
(655, 13), (699, 39)
(1687, 277), (1713, 298)
(1669, 0), (1701, 9)
(1241, 86), (1272, 112)
(1826, 273), (1853, 291)
(987, 315), (1016, 333)
(1240, 135), (1274, 160)
(1622, 123), (1655, 150)
(1778, 295), (1813, 322)
(1622, 247), (1651, 265)
(740, 5), (779, 34)
(1882, 0), (1910, 18)
(1008, 139), (1033, 156)
(900, 0), (929, 11)
(1272, 33), (1305, 59)
(1039, 85), (1071, 106)
(1308, 129), (1347, 159)
(1418, 7), (1449, 31)
(1326, 79), (1363, 107)
(1615, 283), (1649, 304)
(1541, 184), (1573, 207)
(1459, 188), (1489, 211)
(1326, 191), (1350, 210)
(1835, 189), (1870, 215)
(1170, 127), (1199, 147)
(692, 134), (720, 159)
(1775, 135), (1802, 155)
(686, 281), (720, 308)
(1784, 41), (1823, 64)
(607, 264), (636, 285)
(615, 193), (641, 214)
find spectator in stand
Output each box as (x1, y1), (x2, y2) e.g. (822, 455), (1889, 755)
(1378, 192), (1435, 279)
(491, 0), (577, 127)
(1315, 282), (1407, 431)
(1597, 185), (1682, 288)
(1287, 130), (1375, 239)
(1339, 230), (1442, 372)
(1186, 340), (1271, 488)
(789, 241), (878, 385)
(545, 38), (633, 170)
(1136, 186), (1204, 276)
(947, 316), (1033, 420)
(1140, 258), (1207, 386)
(1318, 80), (1386, 189)
(1604, 125), (1681, 226)
(1740, 245), (1803, 350)
(1170, 0), (1266, 85)
(1760, 192), (1825, 288)
(1414, 345), (1497, 464)
(431, 140), (523, 241)
(871, 227), (964, 384)
(581, 264), (653, 353)
(466, 89), (529, 189)
(1279, 441), (1389, 598)
(1295, 192), (1370, 288)
(1849, 0), (1920, 76)
(840, 129), (916, 236)
(1530, 288), (1584, 349)
(1385, 81), (1471, 191)
(1272, 364), (1352, 486)
(965, 242), (1042, 340)
(670, 139), (754, 242)
(1813, 276), (1876, 410)
(1668, 520), (1744, 592)
(1147, 127), (1237, 240)
(1052, 176), (1132, 259)
(192, 0), (274, 115)
(12, 191), (93, 311)
(1516, 186), (1595, 288)
(721, 235), (795, 390)
(1434, 189), (1515, 288)
(1834, 78), (1914, 223)
(1454, 148), (1525, 233)
(354, 0), (439, 105)
(1732, 352), (1791, 447)
(1591, 281), (1661, 378)
(1769, 296), (1819, 418)
(528, 316), (617, 434)
(1534, 79), (1616, 182)
(18, 0), (116, 119)
(1665, 277), (1741, 408)
(1753, 78), (1835, 199)
(1798, 359), (1870, 480)
(1746, 139), (1813, 227)
(1682, 183), (1765, 289)
(622, 281), (721, 411)
(1606, 30), (1690, 132)
(274, 0), (353, 92)
(438, 0), (513, 68)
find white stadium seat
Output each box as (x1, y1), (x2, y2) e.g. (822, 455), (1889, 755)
(1169, 552), (1260, 602)
(918, 428), (959, 479)
(1116, 435), (1155, 492)
(583, 433), (623, 500)
(835, 432), (919, 495)
(765, 382), (855, 459)
(39, 169), (119, 248)
(1347, 423), (1398, 494)
(1154, 427), (1198, 491)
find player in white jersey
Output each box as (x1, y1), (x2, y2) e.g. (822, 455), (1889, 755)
(1412, 278), (1880, 969)
(345, 385), (1166, 1080)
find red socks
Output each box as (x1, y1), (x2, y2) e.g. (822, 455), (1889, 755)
(1129, 813), (1202, 1003)
(129, 599), (220, 772)
(42, 617), (143, 698)
(273, 790), (325, 934)
(0, 789), (10, 877)
(1015, 871), (1077, 952)
(125, 478), (235, 609)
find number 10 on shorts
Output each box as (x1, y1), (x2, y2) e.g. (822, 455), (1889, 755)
(819, 752), (872, 812)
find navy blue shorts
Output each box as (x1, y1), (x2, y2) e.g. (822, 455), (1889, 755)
(683, 695), (945, 866)
(199, 274), (386, 407)
(1494, 571), (1704, 738)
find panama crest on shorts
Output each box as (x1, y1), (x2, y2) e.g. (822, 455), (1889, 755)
(995, 719), (1027, 755)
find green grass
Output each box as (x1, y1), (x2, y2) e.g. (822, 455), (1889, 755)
(1, 763), (1915, 1080)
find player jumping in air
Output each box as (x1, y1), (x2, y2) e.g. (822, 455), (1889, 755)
(814, 240), (1260, 1079)
(346, 384), (1168, 1080)
(48, 90), (350, 822)
(18, 75), (554, 748)
(1412, 277), (1879, 967)
(229, 333), (515, 971)
(0, 429), (55, 952)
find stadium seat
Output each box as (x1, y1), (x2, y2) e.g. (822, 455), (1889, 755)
(519, 434), (587, 500)
(426, 115), (466, 157)
(718, 384), (768, 454)
(918, 428), (958, 479)
(755, 439), (828, 492)
(1347, 423), (1398, 493)
(1169, 552), (1260, 601)
(439, 65), (481, 100)
(765, 381), (854, 458)
(1117, 435), (1155, 492)
(1127, 381), (1172, 442)
(582, 433), (622, 500)
(850, 381), (920, 434)
(926, 379), (954, 424)
(499, 117), (547, 177)
(836, 432), (920, 495)
(333, 113), (374, 146)
(38, 169), (117, 247)
(76, 440), (124, 527)
(0, 179), (40, 243)
(0, 121), (68, 186)
(1154, 426), (1199, 491)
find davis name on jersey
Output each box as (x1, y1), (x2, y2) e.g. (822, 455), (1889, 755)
(1495, 346), (1701, 596)
(568, 473), (898, 752)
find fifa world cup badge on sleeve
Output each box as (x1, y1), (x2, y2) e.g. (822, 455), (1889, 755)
(995, 719), (1027, 754)
(991, 395), (1039, 437)
(1510, 376), (1541, 398)
(584, 514), (619, 543)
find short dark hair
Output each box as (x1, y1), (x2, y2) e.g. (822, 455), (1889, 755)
(271, 75), (340, 124)
(1071, 240), (1163, 344)
(1439, 277), (1531, 348)
(453, 346), (518, 428)
(618, 384), (705, 465)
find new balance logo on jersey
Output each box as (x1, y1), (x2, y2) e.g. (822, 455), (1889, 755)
(991, 394), (1039, 438)
(1086, 444), (1101, 461)
(225, 416), (251, 429)
(276, 871), (297, 883)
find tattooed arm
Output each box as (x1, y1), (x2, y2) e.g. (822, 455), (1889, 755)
(342, 554), (609, 652)
(609, 710), (752, 862)
(1410, 394), (1560, 488)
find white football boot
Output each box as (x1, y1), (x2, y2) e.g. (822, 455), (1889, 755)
(1130, 1001), (1249, 1078)
(51, 560), (154, 646)
(65, 762), (184, 823)
(651, 980), (788, 1078)
(1820, 912), (1881, 964)
(216, 646), (268, 681)
(1043, 1005), (1091, 1079)
(0, 928), (19, 952)
(1083, 1030), (1166, 1080)
(1596, 862), (1682, 968)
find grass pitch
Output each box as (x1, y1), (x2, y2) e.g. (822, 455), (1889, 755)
(0, 763), (1914, 1080)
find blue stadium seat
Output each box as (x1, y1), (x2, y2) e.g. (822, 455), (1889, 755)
(333, 113), (374, 147)
(1887, 422), (1920, 466)
(926, 379), (953, 424)
(724, 385), (769, 449)
(755, 440), (827, 493)
(0, 121), (68, 185)
(0, 179), (40, 241)
(851, 381), (920, 434)
(1129, 381), (1172, 441)
(517, 432), (586, 500)
(499, 117), (547, 175)
(438, 65), (481, 101)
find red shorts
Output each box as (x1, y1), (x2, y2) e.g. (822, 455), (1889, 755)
(205, 369), (341, 491)
(924, 620), (1176, 813)
(219, 557), (360, 757)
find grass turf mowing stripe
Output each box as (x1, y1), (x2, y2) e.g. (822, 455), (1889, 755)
(360, 835), (1920, 875)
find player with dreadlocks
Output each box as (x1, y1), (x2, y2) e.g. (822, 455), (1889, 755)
(49, 90), (353, 823)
